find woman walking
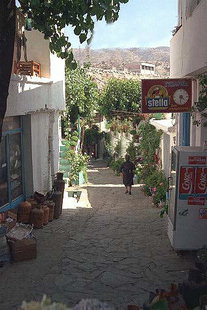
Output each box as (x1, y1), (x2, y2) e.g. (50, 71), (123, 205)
(120, 154), (135, 195)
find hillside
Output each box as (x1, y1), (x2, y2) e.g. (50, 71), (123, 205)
(73, 46), (170, 77)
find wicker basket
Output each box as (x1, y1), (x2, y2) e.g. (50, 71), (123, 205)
(7, 236), (37, 262)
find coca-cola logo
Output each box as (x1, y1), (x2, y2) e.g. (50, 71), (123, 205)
(198, 171), (207, 191)
(182, 170), (193, 191)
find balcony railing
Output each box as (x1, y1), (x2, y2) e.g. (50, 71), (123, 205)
(14, 61), (41, 77)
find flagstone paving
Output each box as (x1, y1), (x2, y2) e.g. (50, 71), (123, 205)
(0, 161), (194, 309)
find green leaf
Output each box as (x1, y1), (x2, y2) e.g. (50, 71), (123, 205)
(74, 25), (81, 35)
(105, 10), (113, 23)
(79, 33), (87, 44)
(23, 0), (129, 64)
(30, 0), (40, 6)
(68, 61), (77, 70)
(68, 52), (74, 62)
(87, 32), (94, 45)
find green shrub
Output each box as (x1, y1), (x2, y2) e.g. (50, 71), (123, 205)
(152, 186), (167, 206)
(152, 113), (165, 120)
(130, 129), (137, 135)
(135, 164), (157, 184)
(160, 203), (168, 218)
(142, 184), (152, 196)
(114, 141), (122, 157)
(110, 158), (124, 175)
(135, 165), (143, 183)
(144, 169), (168, 206)
(126, 142), (139, 162)
(138, 122), (162, 164)
(83, 167), (88, 183)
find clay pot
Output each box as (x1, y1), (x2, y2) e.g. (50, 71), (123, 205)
(46, 201), (55, 222)
(27, 198), (38, 209)
(30, 205), (44, 228)
(53, 178), (65, 194)
(52, 191), (62, 219)
(53, 176), (65, 215)
(34, 191), (46, 203)
(43, 205), (49, 225)
(17, 201), (32, 224)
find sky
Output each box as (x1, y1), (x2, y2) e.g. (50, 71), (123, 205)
(65, 0), (178, 50)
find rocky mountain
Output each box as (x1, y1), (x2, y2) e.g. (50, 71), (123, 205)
(73, 46), (170, 77)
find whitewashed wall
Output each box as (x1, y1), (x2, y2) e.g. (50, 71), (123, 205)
(170, 0), (207, 147)
(6, 75), (64, 115)
(170, 0), (207, 78)
(28, 111), (60, 193)
(24, 30), (50, 78)
(5, 29), (65, 194)
(150, 119), (176, 177)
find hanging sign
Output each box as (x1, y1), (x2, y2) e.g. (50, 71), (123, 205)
(141, 78), (192, 113)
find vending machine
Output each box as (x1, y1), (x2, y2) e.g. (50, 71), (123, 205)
(168, 146), (207, 250)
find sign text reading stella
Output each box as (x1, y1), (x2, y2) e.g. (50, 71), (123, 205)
(141, 79), (192, 113)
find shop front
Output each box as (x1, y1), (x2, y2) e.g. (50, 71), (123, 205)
(0, 116), (24, 213)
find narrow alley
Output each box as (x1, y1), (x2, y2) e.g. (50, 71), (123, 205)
(0, 161), (194, 309)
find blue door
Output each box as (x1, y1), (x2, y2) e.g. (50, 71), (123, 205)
(0, 117), (24, 213)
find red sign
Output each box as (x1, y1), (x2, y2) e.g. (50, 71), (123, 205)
(141, 78), (192, 113)
(188, 197), (205, 205)
(179, 167), (196, 194)
(189, 156), (206, 165)
(195, 168), (207, 194)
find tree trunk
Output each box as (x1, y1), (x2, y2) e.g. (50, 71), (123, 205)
(0, 0), (16, 142)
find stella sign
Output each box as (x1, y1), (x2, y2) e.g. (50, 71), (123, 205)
(141, 78), (192, 113)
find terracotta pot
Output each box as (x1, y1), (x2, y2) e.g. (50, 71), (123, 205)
(30, 206), (44, 229)
(46, 201), (55, 222)
(52, 191), (62, 219)
(27, 198), (38, 209)
(17, 201), (32, 224)
(42, 205), (49, 225)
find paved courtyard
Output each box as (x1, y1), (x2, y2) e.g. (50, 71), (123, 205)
(0, 161), (194, 309)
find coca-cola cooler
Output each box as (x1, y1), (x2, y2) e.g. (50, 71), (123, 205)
(168, 146), (207, 250)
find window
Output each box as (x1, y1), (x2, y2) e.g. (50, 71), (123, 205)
(0, 117), (24, 211)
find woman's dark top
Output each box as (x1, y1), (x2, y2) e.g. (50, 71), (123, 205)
(120, 161), (135, 186)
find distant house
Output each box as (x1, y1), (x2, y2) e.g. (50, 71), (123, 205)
(170, 0), (207, 146)
(140, 63), (156, 76)
(0, 11), (65, 212)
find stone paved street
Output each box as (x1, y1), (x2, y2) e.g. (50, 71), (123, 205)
(0, 161), (194, 309)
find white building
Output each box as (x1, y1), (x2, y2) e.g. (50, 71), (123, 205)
(150, 0), (207, 177)
(140, 63), (156, 76)
(170, 0), (207, 147)
(0, 14), (65, 212)
(150, 116), (176, 177)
